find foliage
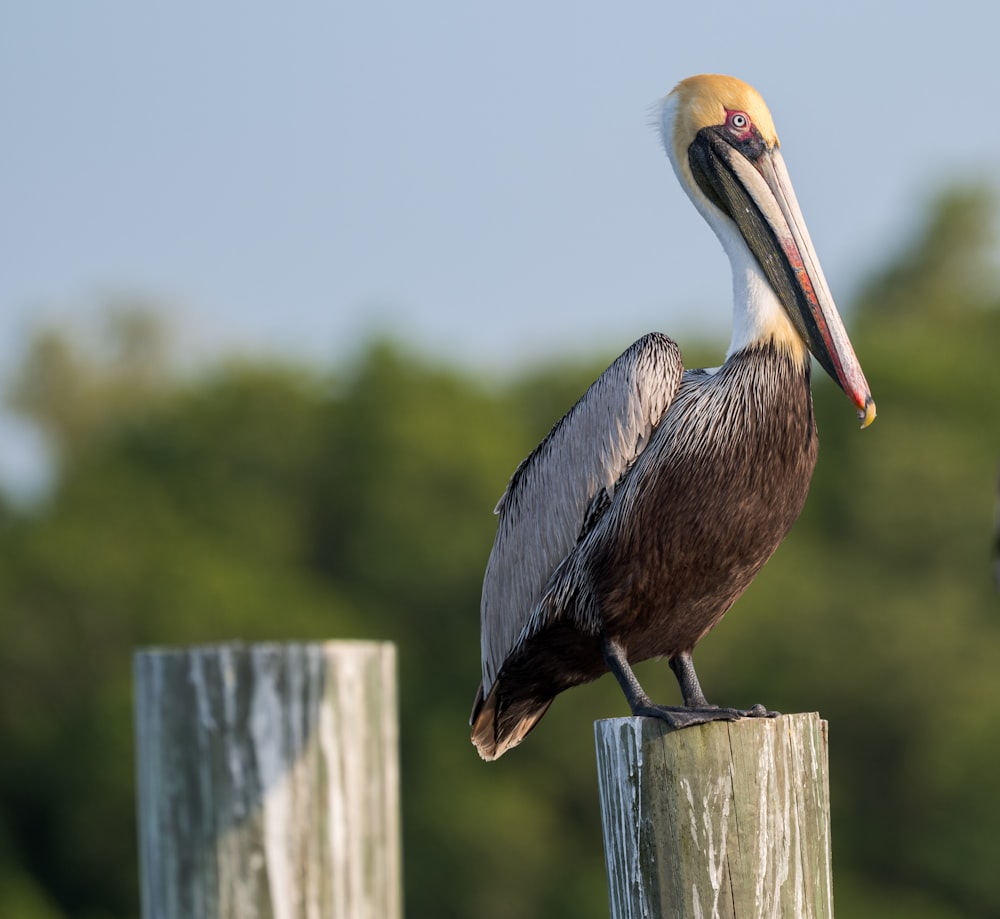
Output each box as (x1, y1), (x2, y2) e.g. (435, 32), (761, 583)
(0, 185), (998, 918)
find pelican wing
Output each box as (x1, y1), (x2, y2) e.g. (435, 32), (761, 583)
(479, 332), (683, 691)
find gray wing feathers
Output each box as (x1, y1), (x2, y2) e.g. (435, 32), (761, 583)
(479, 333), (683, 692)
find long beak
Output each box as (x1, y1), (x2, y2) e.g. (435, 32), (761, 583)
(690, 132), (876, 428)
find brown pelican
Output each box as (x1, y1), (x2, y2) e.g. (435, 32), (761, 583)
(471, 74), (876, 761)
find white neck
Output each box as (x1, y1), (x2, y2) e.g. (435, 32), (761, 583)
(714, 217), (799, 359)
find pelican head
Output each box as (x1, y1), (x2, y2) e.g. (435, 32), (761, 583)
(660, 74), (875, 427)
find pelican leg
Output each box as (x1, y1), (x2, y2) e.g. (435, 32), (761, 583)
(668, 651), (711, 707)
(602, 636), (737, 729)
(670, 650), (779, 720)
(601, 637), (777, 729)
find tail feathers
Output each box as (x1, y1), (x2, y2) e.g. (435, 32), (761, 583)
(470, 681), (553, 761)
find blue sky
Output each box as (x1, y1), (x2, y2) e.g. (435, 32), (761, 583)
(2, 2), (999, 492)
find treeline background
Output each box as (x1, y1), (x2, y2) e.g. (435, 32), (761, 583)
(0, 186), (998, 918)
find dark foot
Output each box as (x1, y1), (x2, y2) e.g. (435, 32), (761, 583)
(633, 702), (780, 730)
(601, 637), (780, 732)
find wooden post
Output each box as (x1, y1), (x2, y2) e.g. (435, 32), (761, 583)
(594, 712), (832, 919)
(134, 641), (401, 919)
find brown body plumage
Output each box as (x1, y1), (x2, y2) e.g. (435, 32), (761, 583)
(472, 344), (817, 758)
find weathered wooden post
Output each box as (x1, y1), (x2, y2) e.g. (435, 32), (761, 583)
(595, 712), (832, 919)
(134, 641), (401, 919)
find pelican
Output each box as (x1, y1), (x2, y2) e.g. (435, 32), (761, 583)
(471, 74), (876, 761)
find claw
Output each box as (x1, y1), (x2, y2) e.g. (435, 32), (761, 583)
(741, 703), (780, 718)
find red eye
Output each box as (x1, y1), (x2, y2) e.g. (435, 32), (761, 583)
(727, 110), (751, 133)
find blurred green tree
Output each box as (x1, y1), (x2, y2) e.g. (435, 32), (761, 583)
(0, 184), (997, 919)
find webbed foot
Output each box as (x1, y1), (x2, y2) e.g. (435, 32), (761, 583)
(632, 702), (780, 731)
(601, 637), (780, 733)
